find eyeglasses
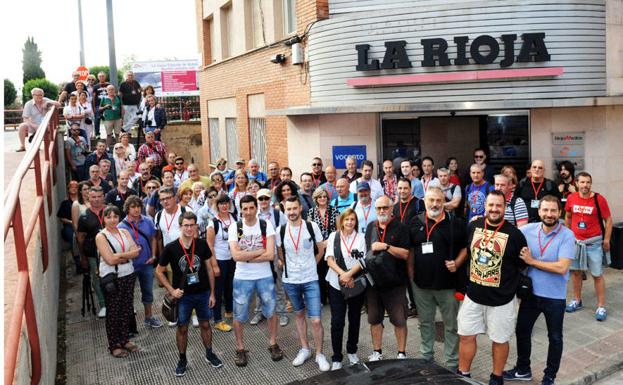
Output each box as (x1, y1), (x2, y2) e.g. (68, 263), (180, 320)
(312, 163), (322, 167)
(208, 194), (217, 199)
(474, 155), (485, 159)
(258, 196), (271, 201)
(145, 186), (157, 190)
(375, 206), (391, 211)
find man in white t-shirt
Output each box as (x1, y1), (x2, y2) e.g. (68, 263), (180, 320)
(349, 160), (384, 202)
(276, 196), (330, 372)
(17, 87), (61, 152)
(228, 195), (283, 367)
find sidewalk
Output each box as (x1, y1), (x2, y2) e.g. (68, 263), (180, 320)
(62, 255), (623, 385)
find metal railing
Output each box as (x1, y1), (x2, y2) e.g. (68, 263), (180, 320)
(4, 108), (60, 385)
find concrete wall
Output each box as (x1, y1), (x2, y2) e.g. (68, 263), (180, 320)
(531, 105), (623, 221)
(607, 0), (623, 96)
(161, 122), (205, 173)
(287, 113), (377, 179)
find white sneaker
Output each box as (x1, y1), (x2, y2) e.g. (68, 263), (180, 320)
(97, 307), (106, 318)
(292, 348), (311, 366)
(250, 313), (265, 325)
(397, 352), (407, 359)
(347, 353), (360, 365)
(331, 361), (342, 371)
(191, 314), (199, 328)
(368, 351), (383, 362)
(168, 321), (177, 327)
(316, 353), (330, 372)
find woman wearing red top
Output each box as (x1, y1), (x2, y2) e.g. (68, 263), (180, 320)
(446, 157), (461, 186)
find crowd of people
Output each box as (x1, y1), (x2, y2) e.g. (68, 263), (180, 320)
(39, 72), (616, 385)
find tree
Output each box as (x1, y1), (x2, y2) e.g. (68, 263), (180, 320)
(22, 37), (45, 85)
(4, 79), (17, 107)
(22, 78), (58, 103)
(89, 65), (123, 85)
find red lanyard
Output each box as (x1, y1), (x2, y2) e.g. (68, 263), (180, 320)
(312, 173), (321, 188)
(109, 230), (126, 252)
(376, 219), (393, 243)
(179, 238), (196, 273)
(425, 212), (445, 241)
(471, 183), (484, 204)
(531, 179), (544, 199)
(362, 204), (372, 222)
(164, 205), (179, 233)
(319, 208), (329, 230)
(91, 208), (104, 227)
(538, 224), (561, 257)
(288, 222), (303, 253)
(423, 176), (432, 191)
(217, 214), (231, 229)
(118, 189), (125, 202)
(481, 219), (505, 249)
(341, 232), (358, 255)
(399, 198), (412, 222)
(327, 183), (336, 200)
(127, 220), (140, 242)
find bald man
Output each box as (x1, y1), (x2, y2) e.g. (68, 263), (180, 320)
(320, 166), (338, 201)
(516, 160), (561, 222)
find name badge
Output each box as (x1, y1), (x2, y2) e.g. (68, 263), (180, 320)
(531, 199), (539, 208)
(186, 272), (199, 285)
(421, 242), (434, 254)
(477, 251), (489, 265)
(578, 221), (587, 229)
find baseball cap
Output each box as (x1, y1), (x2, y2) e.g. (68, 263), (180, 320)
(257, 189), (271, 199)
(236, 158), (245, 165)
(357, 181), (370, 191)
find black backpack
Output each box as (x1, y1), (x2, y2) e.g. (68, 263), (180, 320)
(279, 221), (319, 279)
(154, 205), (187, 231)
(235, 219), (276, 282)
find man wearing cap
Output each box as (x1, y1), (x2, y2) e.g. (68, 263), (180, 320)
(351, 181), (377, 234)
(226, 159), (246, 191)
(173, 156), (189, 188)
(211, 157), (232, 179)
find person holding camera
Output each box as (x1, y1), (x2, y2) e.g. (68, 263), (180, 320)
(364, 195), (410, 361)
(94, 205), (141, 358)
(503, 195), (575, 385)
(324, 208), (367, 370)
(408, 187), (468, 372)
(98, 85), (123, 149)
(141, 95), (167, 141)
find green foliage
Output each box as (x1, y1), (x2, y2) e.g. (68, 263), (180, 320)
(88, 65), (123, 85)
(22, 78), (59, 103)
(4, 79), (17, 107)
(22, 37), (45, 85)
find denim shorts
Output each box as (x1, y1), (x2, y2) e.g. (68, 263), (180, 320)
(282, 280), (322, 319)
(570, 242), (604, 277)
(233, 277), (276, 323)
(133, 264), (154, 304)
(177, 291), (211, 326)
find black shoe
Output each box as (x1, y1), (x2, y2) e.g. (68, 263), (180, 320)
(175, 359), (187, 377)
(205, 351), (223, 368)
(489, 373), (504, 385)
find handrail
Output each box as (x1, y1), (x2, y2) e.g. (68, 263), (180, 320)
(4, 107), (60, 385)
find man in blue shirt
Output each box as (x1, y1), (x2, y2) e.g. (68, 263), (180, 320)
(331, 177), (356, 214)
(503, 195), (575, 385)
(464, 164), (494, 222)
(119, 195), (162, 329)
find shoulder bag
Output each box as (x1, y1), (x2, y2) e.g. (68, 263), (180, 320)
(333, 231), (367, 299)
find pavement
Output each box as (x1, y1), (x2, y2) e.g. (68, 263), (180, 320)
(60, 249), (623, 385)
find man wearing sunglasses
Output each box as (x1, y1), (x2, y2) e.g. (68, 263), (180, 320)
(462, 148), (495, 186)
(173, 156), (189, 188)
(310, 157), (327, 188)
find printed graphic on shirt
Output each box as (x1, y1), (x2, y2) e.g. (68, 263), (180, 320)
(469, 227), (509, 288)
(239, 234), (265, 252)
(178, 253), (201, 273)
(571, 204), (594, 215)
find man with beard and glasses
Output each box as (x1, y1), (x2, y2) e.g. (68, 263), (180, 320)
(458, 190), (528, 385)
(310, 157), (327, 189)
(556, 161), (576, 208)
(503, 195), (575, 385)
(131, 162), (160, 198)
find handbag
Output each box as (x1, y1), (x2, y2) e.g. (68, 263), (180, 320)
(162, 293), (179, 323)
(84, 117), (92, 125)
(516, 273), (533, 300)
(334, 231), (368, 299)
(99, 237), (119, 294)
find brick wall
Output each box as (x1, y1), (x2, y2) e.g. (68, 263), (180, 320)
(196, 0), (328, 172)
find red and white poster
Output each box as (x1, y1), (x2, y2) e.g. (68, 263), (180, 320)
(131, 59), (200, 97)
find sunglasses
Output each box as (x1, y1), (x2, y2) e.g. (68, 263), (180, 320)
(474, 155), (485, 159)
(208, 194), (217, 199)
(258, 196), (271, 201)
(146, 186), (157, 190)
(312, 163), (322, 166)
(175, 162), (184, 166)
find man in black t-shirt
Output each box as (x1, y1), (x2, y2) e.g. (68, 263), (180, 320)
(155, 211), (221, 377)
(516, 160), (561, 223)
(364, 195), (411, 361)
(118, 71), (142, 133)
(76, 186), (107, 317)
(457, 190), (527, 385)
(409, 186), (467, 371)
(105, 171), (137, 218)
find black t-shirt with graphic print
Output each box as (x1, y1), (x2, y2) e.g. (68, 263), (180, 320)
(466, 218), (527, 306)
(159, 238), (212, 294)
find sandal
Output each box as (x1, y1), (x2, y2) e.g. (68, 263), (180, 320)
(112, 348), (129, 358)
(123, 342), (139, 353)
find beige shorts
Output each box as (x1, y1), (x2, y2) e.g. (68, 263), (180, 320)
(457, 295), (517, 343)
(104, 119), (122, 137)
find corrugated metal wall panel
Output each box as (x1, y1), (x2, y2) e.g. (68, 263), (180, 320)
(312, 0), (606, 107)
(226, 118), (238, 164)
(208, 118), (220, 162)
(249, 118), (267, 173)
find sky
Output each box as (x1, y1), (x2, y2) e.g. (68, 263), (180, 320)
(3, 0), (199, 91)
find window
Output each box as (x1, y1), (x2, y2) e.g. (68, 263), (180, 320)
(208, 118), (220, 162)
(220, 3), (234, 59)
(249, 118), (267, 173)
(251, 0), (265, 48)
(283, 0), (296, 35)
(226, 118), (238, 164)
(485, 114), (530, 174)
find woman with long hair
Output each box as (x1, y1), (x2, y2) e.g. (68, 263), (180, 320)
(94, 205), (140, 358)
(58, 181), (81, 272)
(325, 208), (367, 370)
(178, 186), (193, 209)
(274, 180), (299, 212)
(189, 182), (206, 212)
(228, 170), (249, 214)
(446, 157), (461, 186)
(210, 172), (226, 195)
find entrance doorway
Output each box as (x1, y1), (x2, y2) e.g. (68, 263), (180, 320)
(380, 112), (530, 181)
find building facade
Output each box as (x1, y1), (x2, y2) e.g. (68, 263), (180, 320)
(196, 0), (623, 220)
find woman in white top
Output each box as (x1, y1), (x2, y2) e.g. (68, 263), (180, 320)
(95, 205), (140, 358)
(78, 91), (94, 146)
(119, 132), (136, 161)
(206, 193), (236, 332)
(324, 208), (367, 370)
(228, 170), (248, 215)
(112, 143), (129, 178)
(188, 181), (206, 212)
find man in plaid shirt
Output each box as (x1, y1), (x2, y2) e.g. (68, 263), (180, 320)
(137, 131), (167, 176)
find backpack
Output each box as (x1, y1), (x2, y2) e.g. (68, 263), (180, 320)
(279, 221), (319, 279)
(154, 205), (187, 231)
(235, 219), (276, 281)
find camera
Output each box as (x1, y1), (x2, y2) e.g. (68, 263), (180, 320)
(146, 120), (152, 127)
(351, 249), (364, 259)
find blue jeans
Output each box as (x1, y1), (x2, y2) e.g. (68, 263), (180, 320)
(233, 277), (276, 323)
(178, 291), (211, 327)
(213, 259), (235, 322)
(515, 295), (566, 380)
(282, 280), (322, 319)
(133, 264), (154, 304)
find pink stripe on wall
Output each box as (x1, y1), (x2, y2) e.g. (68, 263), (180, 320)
(346, 67), (564, 88)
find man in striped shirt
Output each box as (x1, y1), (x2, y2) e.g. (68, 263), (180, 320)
(494, 174), (528, 228)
